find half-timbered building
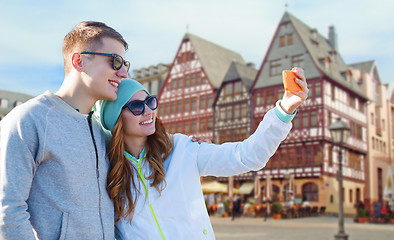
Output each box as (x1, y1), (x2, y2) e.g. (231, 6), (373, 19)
(214, 61), (257, 144)
(251, 12), (369, 214)
(158, 33), (245, 139)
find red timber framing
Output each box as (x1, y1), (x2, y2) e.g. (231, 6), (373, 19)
(158, 37), (215, 139)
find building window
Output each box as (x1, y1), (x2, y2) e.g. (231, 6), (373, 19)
(207, 118), (213, 131)
(1, 99), (9, 108)
(269, 59), (282, 76)
(224, 83), (232, 96)
(314, 145), (323, 165)
(225, 105), (232, 119)
(190, 73), (196, 87)
(328, 145), (333, 167)
(165, 103), (169, 116)
(287, 34), (293, 45)
(240, 103), (248, 118)
(311, 111), (317, 127)
(266, 89), (275, 105)
(292, 54), (304, 68)
(184, 121), (190, 135)
(177, 122), (182, 133)
(293, 115), (300, 129)
(378, 168), (383, 202)
(331, 85), (335, 101)
(177, 101), (182, 114)
(178, 78), (183, 89)
(234, 81), (242, 95)
(159, 103), (165, 117)
(207, 95), (213, 109)
(349, 95), (356, 108)
(315, 82), (321, 97)
(296, 147), (303, 165)
(280, 36), (285, 47)
(302, 182), (318, 202)
(185, 75), (190, 88)
(200, 119), (206, 132)
(256, 92), (264, 106)
(184, 99), (190, 112)
(302, 112), (308, 128)
(191, 120), (197, 134)
(234, 104), (240, 119)
(200, 96), (206, 110)
(219, 108), (226, 121)
(349, 150), (361, 170)
(191, 97), (197, 111)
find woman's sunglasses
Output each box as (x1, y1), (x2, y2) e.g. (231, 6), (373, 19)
(122, 95), (158, 116)
(80, 51), (130, 72)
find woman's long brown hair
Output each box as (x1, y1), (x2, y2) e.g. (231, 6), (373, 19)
(106, 116), (173, 223)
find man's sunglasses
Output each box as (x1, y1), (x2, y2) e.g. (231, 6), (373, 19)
(80, 52), (130, 72)
(122, 95), (158, 116)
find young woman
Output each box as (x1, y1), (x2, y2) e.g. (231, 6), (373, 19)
(98, 68), (307, 240)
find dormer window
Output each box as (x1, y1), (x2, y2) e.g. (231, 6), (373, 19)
(279, 34), (293, 47)
(0, 99), (8, 108)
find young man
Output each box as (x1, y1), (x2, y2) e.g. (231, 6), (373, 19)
(0, 21), (129, 239)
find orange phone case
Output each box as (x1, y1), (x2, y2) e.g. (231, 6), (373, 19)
(282, 70), (302, 92)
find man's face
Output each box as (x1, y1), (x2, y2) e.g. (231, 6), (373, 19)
(81, 37), (129, 101)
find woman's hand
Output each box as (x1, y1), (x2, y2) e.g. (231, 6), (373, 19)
(280, 67), (308, 114)
(190, 135), (212, 144)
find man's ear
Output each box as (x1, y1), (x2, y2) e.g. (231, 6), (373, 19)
(71, 53), (84, 72)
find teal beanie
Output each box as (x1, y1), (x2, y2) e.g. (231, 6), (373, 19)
(98, 78), (148, 132)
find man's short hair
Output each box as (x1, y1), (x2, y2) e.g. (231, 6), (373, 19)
(63, 21), (128, 75)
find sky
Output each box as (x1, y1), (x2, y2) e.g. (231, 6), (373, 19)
(1, 0), (393, 96)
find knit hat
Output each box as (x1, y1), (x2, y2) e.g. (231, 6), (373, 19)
(97, 78), (149, 132)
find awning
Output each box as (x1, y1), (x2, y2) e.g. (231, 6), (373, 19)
(202, 181), (228, 194)
(238, 182), (254, 195)
(201, 181), (240, 194)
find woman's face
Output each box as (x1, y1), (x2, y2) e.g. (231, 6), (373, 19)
(120, 90), (157, 140)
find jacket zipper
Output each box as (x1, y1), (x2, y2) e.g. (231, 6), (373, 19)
(126, 155), (165, 240)
(88, 112), (105, 240)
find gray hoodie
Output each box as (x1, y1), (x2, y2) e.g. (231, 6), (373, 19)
(0, 91), (114, 239)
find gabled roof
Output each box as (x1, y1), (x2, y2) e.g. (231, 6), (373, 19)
(253, 12), (366, 99)
(283, 12), (366, 98)
(223, 61), (257, 90)
(184, 33), (245, 89)
(348, 60), (375, 75)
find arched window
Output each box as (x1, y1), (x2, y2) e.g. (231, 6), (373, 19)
(302, 182), (318, 202)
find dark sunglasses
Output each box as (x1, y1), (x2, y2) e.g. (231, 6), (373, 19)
(80, 51), (130, 72)
(122, 95), (158, 116)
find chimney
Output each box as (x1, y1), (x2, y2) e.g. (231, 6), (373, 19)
(246, 62), (256, 69)
(328, 25), (338, 51)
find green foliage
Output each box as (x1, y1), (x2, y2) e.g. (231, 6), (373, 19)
(222, 201), (229, 212)
(364, 208), (370, 217)
(272, 201), (282, 214)
(358, 208), (365, 218)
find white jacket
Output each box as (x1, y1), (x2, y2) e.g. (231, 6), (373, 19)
(116, 108), (292, 240)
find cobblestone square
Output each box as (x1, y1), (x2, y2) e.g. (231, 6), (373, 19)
(211, 216), (394, 240)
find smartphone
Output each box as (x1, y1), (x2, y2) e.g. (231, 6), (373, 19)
(282, 70), (302, 92)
